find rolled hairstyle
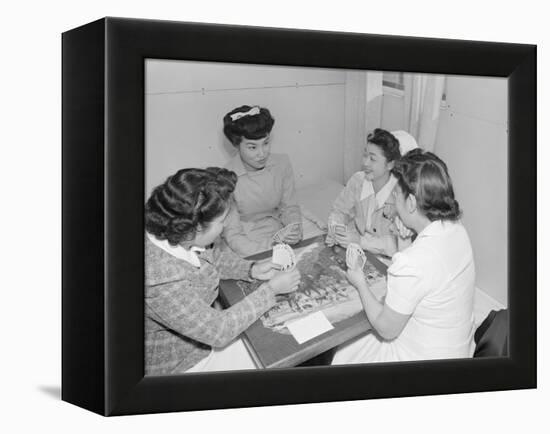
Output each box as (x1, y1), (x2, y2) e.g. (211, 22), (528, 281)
(145, 167), (237, 246)
(223, 105), (275, 146)
(366, 128), (401, 162)
(392, 148), (462, 222)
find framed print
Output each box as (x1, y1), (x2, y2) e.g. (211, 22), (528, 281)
(62, 17), (536, 416)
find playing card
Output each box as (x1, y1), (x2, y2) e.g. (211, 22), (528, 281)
(345, 244), (355, 268)
(346, 243), (366, 270)
(272, 243), (296, 271)
(282, 244), (296, 271)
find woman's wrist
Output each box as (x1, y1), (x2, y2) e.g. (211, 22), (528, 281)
(355, 279), (369, 293)
(262, 281), (277, 297)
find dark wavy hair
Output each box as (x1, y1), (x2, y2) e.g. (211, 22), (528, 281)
(392, 149), (462, 222)
(366, 128), (401, 162)
(145, 167), (237, 246)
(223, 105), (275, 146)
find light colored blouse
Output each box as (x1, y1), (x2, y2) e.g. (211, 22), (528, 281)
(327, 171), (397, 256)
(221, 152), (302, 256)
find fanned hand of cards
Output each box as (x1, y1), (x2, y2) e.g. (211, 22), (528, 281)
(346, 243), (366, 270)
(272, 222), (301, 244)
(272, 243), (297, 271)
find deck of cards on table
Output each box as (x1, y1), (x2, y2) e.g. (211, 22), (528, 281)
(346, 243), (366, 270)
(272, 243), (297, 271)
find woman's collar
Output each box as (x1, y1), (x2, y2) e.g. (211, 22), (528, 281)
(415, 220), (447, 239)
(146, 232), (205, 268)
(226, 152), (275, 176)
(360, 173), (398, 208)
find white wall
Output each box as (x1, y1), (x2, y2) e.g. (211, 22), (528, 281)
(380, 92), (406, 131)
(145, 60), (346, 195)
(435, 76), (508, 306)
(381, 77), (508, 306)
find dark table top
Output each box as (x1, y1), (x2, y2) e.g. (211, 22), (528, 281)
(218, 235), (388, 369)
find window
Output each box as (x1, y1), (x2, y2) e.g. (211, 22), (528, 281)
(383, 72), (448, 107)
(382, 72), (404, 91)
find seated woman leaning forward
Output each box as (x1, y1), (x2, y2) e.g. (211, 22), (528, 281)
(220, 105), (302, 257)
(144, 167), (301, 375)
(327, 128), (416, 257)
(332, 149), (476, 364)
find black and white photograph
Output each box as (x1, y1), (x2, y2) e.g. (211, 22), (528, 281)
(144, 60), (509, 374)
(59, 15), (535, 416)
(5, 0), (546, 431)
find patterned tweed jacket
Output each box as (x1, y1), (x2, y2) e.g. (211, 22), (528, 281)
(145, 236), (276, 375)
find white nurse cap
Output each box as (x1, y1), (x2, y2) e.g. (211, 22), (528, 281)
(391, 130), (419, 155)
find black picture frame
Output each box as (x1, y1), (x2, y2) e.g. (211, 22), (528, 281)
(62, 17), (536, 416)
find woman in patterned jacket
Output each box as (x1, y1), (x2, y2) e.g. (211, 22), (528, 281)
(145, 167), (301, 375)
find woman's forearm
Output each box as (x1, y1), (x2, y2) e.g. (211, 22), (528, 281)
(355, 282), (408, 341)
(355, 282), (385, 329)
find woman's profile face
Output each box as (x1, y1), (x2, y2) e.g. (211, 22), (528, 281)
(237, 134), (271, 171)
(191, 207), (230, 247)
(362, 142), (393, 182)
(393, 184), (412, 227)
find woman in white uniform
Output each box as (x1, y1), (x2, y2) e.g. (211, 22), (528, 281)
(332, 149), (476, 364)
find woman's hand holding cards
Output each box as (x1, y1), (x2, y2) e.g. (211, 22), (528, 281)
(282, 223), (302, 244)
(272, 222), (302, 245)
(268, 243), (301, 294)
(346, 243), (366, 269)
(250, 258), (282, 280)
(345, 243), (368, 291)
(333, 225), (360, 248)
(268, 268), (301, 295)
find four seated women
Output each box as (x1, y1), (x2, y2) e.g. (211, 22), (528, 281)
(145, 118), (476, 372)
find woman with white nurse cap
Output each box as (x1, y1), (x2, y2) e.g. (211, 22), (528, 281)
(388, 130), (419, 243)
(333, 148), (475, 365)
(327, 128), (418, 257)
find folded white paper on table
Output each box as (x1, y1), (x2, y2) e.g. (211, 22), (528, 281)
(286, 311), (334, 344)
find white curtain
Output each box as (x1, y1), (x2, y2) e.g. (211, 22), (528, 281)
(402, 73), (445, 152)
(343, 71), (383, 181)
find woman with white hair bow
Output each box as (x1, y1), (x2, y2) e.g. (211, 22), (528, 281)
(326, 128), (418, 257)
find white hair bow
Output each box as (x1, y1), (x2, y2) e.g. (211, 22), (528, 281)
(229, 106), (260, 121)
